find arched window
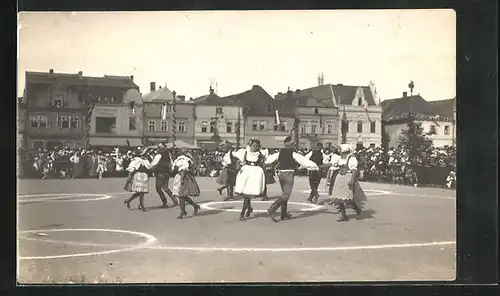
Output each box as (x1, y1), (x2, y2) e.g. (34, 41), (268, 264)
(357, 121), (363, 133)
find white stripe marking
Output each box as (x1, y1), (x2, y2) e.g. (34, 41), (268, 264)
(144, 241), (456, 252)
(18, 228), (157, 260)
(301, 189), (391, 196)
(18, 194), (113, 203)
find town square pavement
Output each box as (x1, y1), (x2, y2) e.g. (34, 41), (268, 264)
(17, 177), (456, 283)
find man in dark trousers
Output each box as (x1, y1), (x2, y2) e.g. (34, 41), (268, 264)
(264, 136), (319, 222)
(151, 143), (178, 208)
(305, 142), (325, 204)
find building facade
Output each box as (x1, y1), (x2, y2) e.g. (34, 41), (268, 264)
(17, 97), (27, 149)
(23, 70), (88, 149)
(382, 93), (456, 148)
(89, 77), (143, 147)
(142, 82), (196, 146)
(193, 87), (244, 149)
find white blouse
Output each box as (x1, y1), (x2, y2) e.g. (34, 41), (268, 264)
(173, 155), (192, 172)
(232, 147), (266, 163)
(330, 155), (358, 171)
(126, 157), (152, 172)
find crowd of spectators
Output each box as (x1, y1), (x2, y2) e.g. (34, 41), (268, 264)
(17, 144), (456, 189)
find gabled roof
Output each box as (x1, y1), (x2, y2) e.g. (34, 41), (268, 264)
(382, 95), (454, 121)
(274, 85), (335, 107)
(331, 84), (376, 106)
(222, 85), (274, 105)
(25, 71), (138, 89)
(142, 87), (175, 102)
(193, 92), (238, 105)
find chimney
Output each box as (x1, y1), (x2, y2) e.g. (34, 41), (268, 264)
(403, 92), (408, 98)
(159, 85), (162, 89)
(130, 75), (134, 81)
(150, 82), (156, 91)
(49, 69), (54, 74)
(209, 86), (214, 95)
(164, 82), (168, 89)
(77, 71), (83, 78)
(252, 85), (259, 89)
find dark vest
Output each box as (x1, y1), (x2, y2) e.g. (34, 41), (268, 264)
(277, 148), (300, 170)
(310, 150), (323, 166)
(154, 151), (171, 174)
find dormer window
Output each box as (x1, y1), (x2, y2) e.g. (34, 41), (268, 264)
(358, 98), (363, 106)
(51, 95), (63, 108)
(314, 108), (319, 114)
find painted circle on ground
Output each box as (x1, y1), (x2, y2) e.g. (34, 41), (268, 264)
(18, 228), (157, 260)
(200, 200), (322, 213)
(18, 193), (114, 203)
(300, 189), (391, 196)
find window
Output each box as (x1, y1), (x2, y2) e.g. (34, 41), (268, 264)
(311, 123), (317, 134)
(314, 108), (319, 114)
(129, 117), (136, 130)
(370, 121), (376, 133)
(96, 117), (117, 133)
(61, 116), (70, 129)
(210, 120), (216, 133)
(358, 98), (363, 106)
(216, 107), (223, 116)
(226, 122), (233, 133)
(327, 124), (333, 134)
(177, 120), (185, 132)
(300, 124), (307, 134)
(252, 120), (258, 131)
(70, 117), (80, 129)
(110, 97), (116, 103)
(148, 120), (156, 132)
(429, 125), (437, 135)
(357, 121), (363, 133)
(264, 104), (272, 113)
(161, 120), (168, 131)
(201, 121), (209, 133)
(52, 94), (63, 108)
(30, 115), (48, 128)
(370, 143), (376, 149)
(444, 125), (450, 135)
(259, 121), (267, 131)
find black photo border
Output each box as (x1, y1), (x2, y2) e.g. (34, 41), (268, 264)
(2, 0), (498, 295)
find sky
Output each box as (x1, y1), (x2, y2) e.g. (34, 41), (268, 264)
(17, 9), (456, 102)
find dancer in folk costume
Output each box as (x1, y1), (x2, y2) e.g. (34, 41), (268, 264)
(329, 144), (367, 221)
(216, 141), (239, 201)
(259, 147), (275, 201)
(232, 139), (267, 221)
(123, 148), (153, 212)
(304, 142), (327, 204)
(172, 149), (201, 219)
(264, 136), (319, 222)
(324, 145), (342, 197)
(151, 143), (178, 208)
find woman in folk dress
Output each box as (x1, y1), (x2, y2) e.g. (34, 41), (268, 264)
(324, 145), (342, 197)
(124, 148), (153, 212)
(232, 139), (266, 221)
(329, 144), (367, 222)
(172, 149), (201, 219)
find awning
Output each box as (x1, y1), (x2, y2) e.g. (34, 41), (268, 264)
(89, 137), (143, 147)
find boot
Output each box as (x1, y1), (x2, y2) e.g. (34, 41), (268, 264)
(352, 202), (363, 220)
(245, 198), (253, 218)
(280, 201), (292, 220)
(337, 202), (349, 222)
(177, 197), (187, 219)
(138, 193), (146, 212)
(158, 191), (168, 208)
(185, 197), (200, 216)
(240, 196), (248, 221)
(267, 199), (283, 222)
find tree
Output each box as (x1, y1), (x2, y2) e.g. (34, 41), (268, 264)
(399, 118), (433, 164)
(381, 122), (390, 150)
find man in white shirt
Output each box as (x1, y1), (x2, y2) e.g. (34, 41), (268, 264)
(264, 136), (319, 222)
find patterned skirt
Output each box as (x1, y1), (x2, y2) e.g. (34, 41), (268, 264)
(330, 172), (367, 208)
(172, 172), (201, 197)
(325, 169), (339, 196)
(130, 172), (149, 193)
